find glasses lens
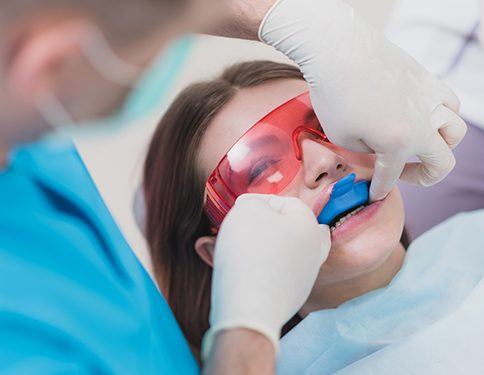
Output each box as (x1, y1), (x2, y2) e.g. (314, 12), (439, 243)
(206, 91), (327, 226)
(219, 123), (300, 195)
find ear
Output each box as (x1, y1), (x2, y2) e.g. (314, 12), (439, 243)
(194, 236), (216, 268)
(6, 18), (93, 104)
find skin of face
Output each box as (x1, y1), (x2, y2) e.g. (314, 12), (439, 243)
(0, 9), (187, 162)
(197, 78), (405, 296)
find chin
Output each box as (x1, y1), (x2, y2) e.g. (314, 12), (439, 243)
(317, 188), (405, 285)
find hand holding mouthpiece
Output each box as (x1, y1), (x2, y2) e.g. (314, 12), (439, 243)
(202, 194), (330, 359)
(260, 0), (467, 201)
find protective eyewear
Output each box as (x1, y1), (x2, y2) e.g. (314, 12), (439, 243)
(204, 91), (330, 228)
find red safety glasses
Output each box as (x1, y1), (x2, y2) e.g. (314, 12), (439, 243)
(204, 91), (329, 228)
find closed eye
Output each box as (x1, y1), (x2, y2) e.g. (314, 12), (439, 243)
(247, 158), (282, 185)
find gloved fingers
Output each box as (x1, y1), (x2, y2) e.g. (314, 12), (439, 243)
(438, 82), (461, 113)
(400, 134), (456, 186)
(233, 194), (278, 217)
(432, 105), (467, 149)
(267, 195), (315, 218)
(426, 74), (461, 113)
(235, 193), (314, 219)
(327, 132), (373, 154)
(235, 193), (285, 212)
(235, 193), (273, 206)
(369, 153), (406, 202)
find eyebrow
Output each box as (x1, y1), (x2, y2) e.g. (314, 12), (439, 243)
(246, 134), (282, 149)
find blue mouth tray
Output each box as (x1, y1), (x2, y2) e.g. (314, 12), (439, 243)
(317, 173), (369, 225)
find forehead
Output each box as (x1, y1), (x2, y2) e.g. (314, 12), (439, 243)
(198, 78), (309, 178)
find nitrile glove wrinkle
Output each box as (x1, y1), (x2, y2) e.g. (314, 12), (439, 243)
(202, 194), (330, 360)
(260, 0), (467, 201)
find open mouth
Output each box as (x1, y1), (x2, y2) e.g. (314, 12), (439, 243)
(329, 203), (368, 231)
(317, 173), (370, 229)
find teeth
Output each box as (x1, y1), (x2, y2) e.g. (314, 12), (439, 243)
(330, 204), (367, 232)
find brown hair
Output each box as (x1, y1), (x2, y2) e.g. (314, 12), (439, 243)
(143, 61), (304, 358)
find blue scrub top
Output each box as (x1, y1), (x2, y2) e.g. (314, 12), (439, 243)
(0, 140), (198, 374)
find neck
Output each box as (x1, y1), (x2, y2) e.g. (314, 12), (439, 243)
(300, 243), (406, 316)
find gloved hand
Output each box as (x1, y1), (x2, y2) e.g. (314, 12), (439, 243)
(201, 194), (330, 359)
(260, 0), (467, 201)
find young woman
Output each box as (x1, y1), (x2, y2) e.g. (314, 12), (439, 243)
(141, 61), (484, 372)
(142, 60), (407, 354)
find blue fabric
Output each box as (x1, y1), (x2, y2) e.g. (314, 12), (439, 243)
(119, 37), (193, 122)
(0, 139), (198, 374)
(278, 210), (484, 374)
(81, 37), (193, 132)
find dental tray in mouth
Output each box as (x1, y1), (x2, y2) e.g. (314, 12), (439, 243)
(317, 173), (370, 226)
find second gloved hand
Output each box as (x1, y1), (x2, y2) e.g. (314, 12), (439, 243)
(202, 194), (330, 359)
(260, 0), (467, 201)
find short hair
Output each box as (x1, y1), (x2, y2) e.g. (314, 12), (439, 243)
(1, 0), (189, 44)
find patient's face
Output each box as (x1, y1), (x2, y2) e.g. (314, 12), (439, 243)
(198, 79), (405, 286)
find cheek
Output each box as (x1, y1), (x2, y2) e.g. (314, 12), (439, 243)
(318, 188), (405, 284)
(278, 169), (306, 197)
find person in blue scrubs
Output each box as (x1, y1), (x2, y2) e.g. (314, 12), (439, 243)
(0, 140), (198, 374)
(0, 0), (467, 373)
(0, 1), (321, 372)
(0, 1), (278, 372)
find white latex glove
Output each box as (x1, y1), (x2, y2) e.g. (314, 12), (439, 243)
(260, 0), (467, 201)
(201, 194), (330, 359)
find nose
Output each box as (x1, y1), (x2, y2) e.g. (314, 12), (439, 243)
(299, 135), (348, 189)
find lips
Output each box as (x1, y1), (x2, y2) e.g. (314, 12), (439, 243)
(329, 199), (384, 241)
(312, 181), (338, 219)
(309, 172), (386, 243)
(328, 203), (368, 230)
(317, 173), (370, 226)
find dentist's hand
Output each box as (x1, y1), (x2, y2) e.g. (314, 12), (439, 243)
(202, 194), (330, 359)
(260, 0), (467, 201)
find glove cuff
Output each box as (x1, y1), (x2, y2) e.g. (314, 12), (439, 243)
(259, 0), (367, 87)
(201, 321), (280, 362)
(257, 0), (285, 42)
